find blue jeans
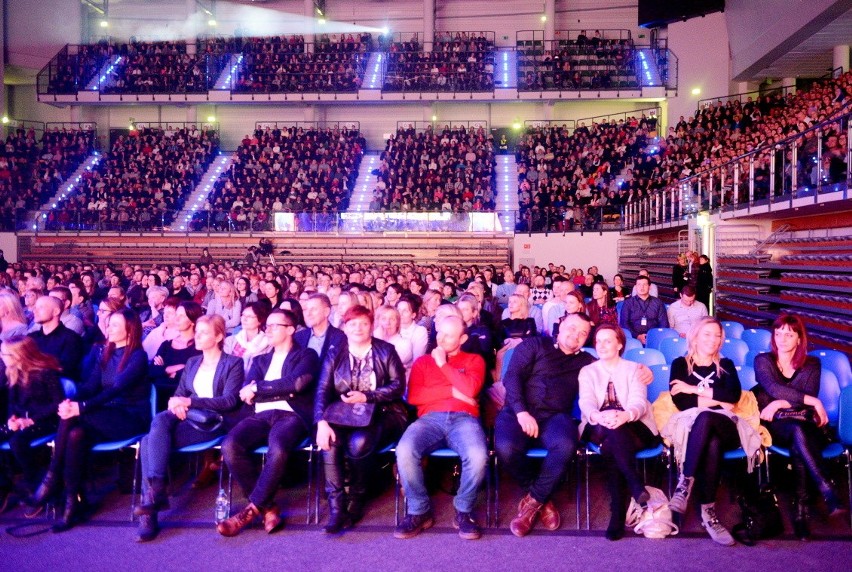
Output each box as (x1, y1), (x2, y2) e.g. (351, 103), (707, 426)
(395, 411), (488, 515)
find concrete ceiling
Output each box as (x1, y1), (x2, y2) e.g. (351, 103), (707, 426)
(739, 7), (852, 80)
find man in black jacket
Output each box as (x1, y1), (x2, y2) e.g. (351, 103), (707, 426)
(218, 309), (320, 537)
(28, 296), (84, 381)
(494, 313), (594, 537)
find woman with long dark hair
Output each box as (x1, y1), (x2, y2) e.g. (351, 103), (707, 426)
(28, 308), (150, 531)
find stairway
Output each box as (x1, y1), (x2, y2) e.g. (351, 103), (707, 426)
(636, 49), (662, 88)
(213, 54), (243, 90)
(84, 55), (123, 92)
(30, 152), (101, 230)
(494, 48), (517, 89)
(361, 52), (385, 91)
(495, 153), (519, 231)
(172, 153), (233, 231)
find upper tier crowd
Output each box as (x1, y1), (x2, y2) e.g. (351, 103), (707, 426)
(47, 126), (219, 231)
(372, 125), (497, 212)
(383, 33), (495, 92)
(0, 252), (845, 546)
(0, 127), (96, 231)
(192, 126), (365, 231)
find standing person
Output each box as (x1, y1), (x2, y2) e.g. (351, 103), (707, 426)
(754, 314), (843, 539)
(315, 305), (408, 534)
(666, 285), (708, 337)
(696, 254), (713, 309)
(394, 316), (487, 540)
(224, 302), (270, 372)
(27, 309), (150, 532)
(578, 324), (659, 541)
(136, 315), (244, 542)
(672, 253), (688, 294)
(217, 310), (320, 537)
(0, 337), (65, 508)
(665, 317), (746, 546)
(619, 276), (668, 345)
(495, 314), (595, 537)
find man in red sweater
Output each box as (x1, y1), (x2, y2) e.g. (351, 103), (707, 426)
(394, 315), (487, 540)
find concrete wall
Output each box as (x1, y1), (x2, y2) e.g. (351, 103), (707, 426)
(512, 232), (621, 280)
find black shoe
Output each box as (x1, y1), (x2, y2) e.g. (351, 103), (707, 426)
(346, 496), (366, 524)
(137, 513), (159, 542)
(28, 471), (59, 507)
(605, 513), (624, 541)
(453, 510), (482, 540)
(793, 499), (810, 541)
(393, 511), (434, 539)
(52, 492), (82, 533)
(323, 510), (352, 534)
(821, 485), (844, 516)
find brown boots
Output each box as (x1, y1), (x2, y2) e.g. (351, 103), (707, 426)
(510, 493), (561, 537)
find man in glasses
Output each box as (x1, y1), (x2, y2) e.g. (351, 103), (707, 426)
(218, 309), (319, 537)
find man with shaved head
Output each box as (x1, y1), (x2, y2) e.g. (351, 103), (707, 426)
(28, 295), (83, 380)
(394, 315), (487, 541)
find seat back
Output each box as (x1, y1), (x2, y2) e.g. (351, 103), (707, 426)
(721, 321), (745, 339)
(648, 364), (671, 402)
(745, 349), (761, 367)
(624, 348), (666, 367)
(658, 336), (688, 364)
(809, 349), (852, 389)
(61, 377), (77, 399)
(741, 328), (771, 353)
(839, 386), (852, 445)
(721, 338), (749, 367)
(735, 365), (757, 390)
(581, 347), (598, 359)
(500, 347), (516, 381)
(623, 337), (643, 352)
(645, 328), (679, 350)
(818, 369), (841, 426)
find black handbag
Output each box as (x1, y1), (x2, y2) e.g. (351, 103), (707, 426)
(323, 401), (376, 427)
(185, 408), (224, 433)
(732, 484), (783, 546)
(773, 407), (815, 423)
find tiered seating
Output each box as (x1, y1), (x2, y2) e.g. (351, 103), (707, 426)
(518, 33), (637, 91)
(232, 35), (368, 93)
(515, 114), (657, 231)
(34, 127), (97, 205)
(47, 126), (219, 231)
(44, 44), (115, 94)
(194, 126), (365, 231)
(100, 41), (212, 94)
(373, 124), (496, 212)
(383, 33), (495, 92)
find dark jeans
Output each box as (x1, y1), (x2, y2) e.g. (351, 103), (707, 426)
(221, 410), (308, 509)
(50, 406), (150, 493)
(140, 410), (225, 490)
(583, 421), (658, 509)
(495, 409), (577, 503)
(0, 419), (58, 492)
(682, 411), (739, 504)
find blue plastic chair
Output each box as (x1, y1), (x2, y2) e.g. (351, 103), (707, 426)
(658, 336), (688, 364)
(648, 364), (672, 403)
(615, 301), (624, 323)
(645, 328), (679, 350)
(244, 437), (317, 524)
(721, 338), (749, 367)
(721, 321), (745, 339)
(624, 348), (666, 367)
(745, 349), (761, 367)
(839, 386), (852, 529)
(0, 378), (77, 452)
(735, 365), (757, 390)
(741, 329), (771, 353)
(500, 347), (516, 381)
(810, 350), (852, 389)
(581, 347), (598, 359)
(623, 338), (643, 352)
(622, 327), (633, 339)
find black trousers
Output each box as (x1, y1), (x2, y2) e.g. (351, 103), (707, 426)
(222, 410), (308, 510)
(0, 419), (58, 491)
(495, 409), (578, 503)
(682, 411), (740, 504)
(767, 418), (831, 495)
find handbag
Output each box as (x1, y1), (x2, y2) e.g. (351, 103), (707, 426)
(323, 401), (376, 427)
(185, 408), (224, 433)
(625, 486), (679, 539)
(773, 407), (814, 423)
(732, 484), (783, 546)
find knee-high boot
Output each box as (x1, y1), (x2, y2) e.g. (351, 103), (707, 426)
(323, 453), (351, 534)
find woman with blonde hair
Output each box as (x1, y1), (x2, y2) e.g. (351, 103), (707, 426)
(0, 290), (30, 341)
(374, 305), (414, 375)
(0, 336), (65, 508)
(206, 281), (242, 334)
(666, 317), (742, 546)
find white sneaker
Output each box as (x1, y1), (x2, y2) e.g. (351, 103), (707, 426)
(701, 505), (735, 546)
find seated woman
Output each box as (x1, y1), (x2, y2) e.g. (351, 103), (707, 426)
(373, 305), (414, 376)
(754, 313), (843, 540)
(224, 302), (271, 372)
(0, 336), (65, 509)
(28, 308), (150, 532)
(149, 301), (203, 410)
(578, 324), (658, 541)
(206, 281), (242, 335)
(494, 293), (538, 385)
(218, 309), (319, 537)
(666, 317), (741, 546)
(136, 315), (244, 542)
(0, 290), (30, 342)
(396, 294), (428, 362)
(139, 286), (169, 339)
(315, 305), (408, 534)
(609, 274), (629, 303)
(235, 277), (258, 309)
(585, 281), (618, 335)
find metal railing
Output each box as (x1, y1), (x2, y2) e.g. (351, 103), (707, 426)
(394, 120), (489, 132)
(624, 105), (852, 231)
(253, 121), (361, 132)
(698, 84), (795, 110)
(387, 31), (496, 46)
(516, 29), (632, 45)
(382, 47), (496, 93)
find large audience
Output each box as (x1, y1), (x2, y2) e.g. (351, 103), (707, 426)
(48, 126), (219, 231)
(0, 255), (846, 545)
(372, 125), (497, 212)
(193, 126), (365, 231)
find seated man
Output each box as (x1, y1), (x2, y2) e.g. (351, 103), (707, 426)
(666, 285), (708, 337)
(28, 295), (84, 381)
(394, 315), (487, 540)
(495, 313), (595, 537)
(619, 275), (668, 345)
(218, 309), (319, 537)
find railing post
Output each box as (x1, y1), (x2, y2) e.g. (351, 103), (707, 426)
(708, 172), (714, 210)
(678, 185), (684, 219)
(733, 163), (740, 208)
(847, 118), (852, 198)
(720, 169), (726, 208)
(769, 149), (776, 200)
(669, 188), (675, 222)
(815, 128), (823, 198)
(791, 143), (798, 198)
(748, 156), (755, 205)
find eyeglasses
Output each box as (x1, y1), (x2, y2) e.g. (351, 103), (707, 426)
(266, 322), (294, 329)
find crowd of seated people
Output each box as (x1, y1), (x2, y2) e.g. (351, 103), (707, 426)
(518, 31), (638, 91)
(97, 41), (211, 94)
(371, 125), (496, 213)
(46, 126), (219, 231)
(384, 32), (495, 92)
(45, 43), (116, 94)
(0, 256), (846, 545)
(232, 34), (368, 93)
(192, 126), (364, 231)
(515, 114), (657, 231)
(0, 127), (96, 231)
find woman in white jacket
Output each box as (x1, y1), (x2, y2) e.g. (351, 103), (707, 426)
(578, 323), (659, 541)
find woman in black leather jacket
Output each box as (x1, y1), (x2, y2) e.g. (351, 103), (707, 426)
(315, 305), (408, 534)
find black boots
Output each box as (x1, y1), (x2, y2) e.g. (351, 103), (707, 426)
(52, 491), (83, 533)
(324, 491), (352, 534)
(134, 478), (169, 516)
(28, 470), (59, 507)
(137, 512), (160, 542)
